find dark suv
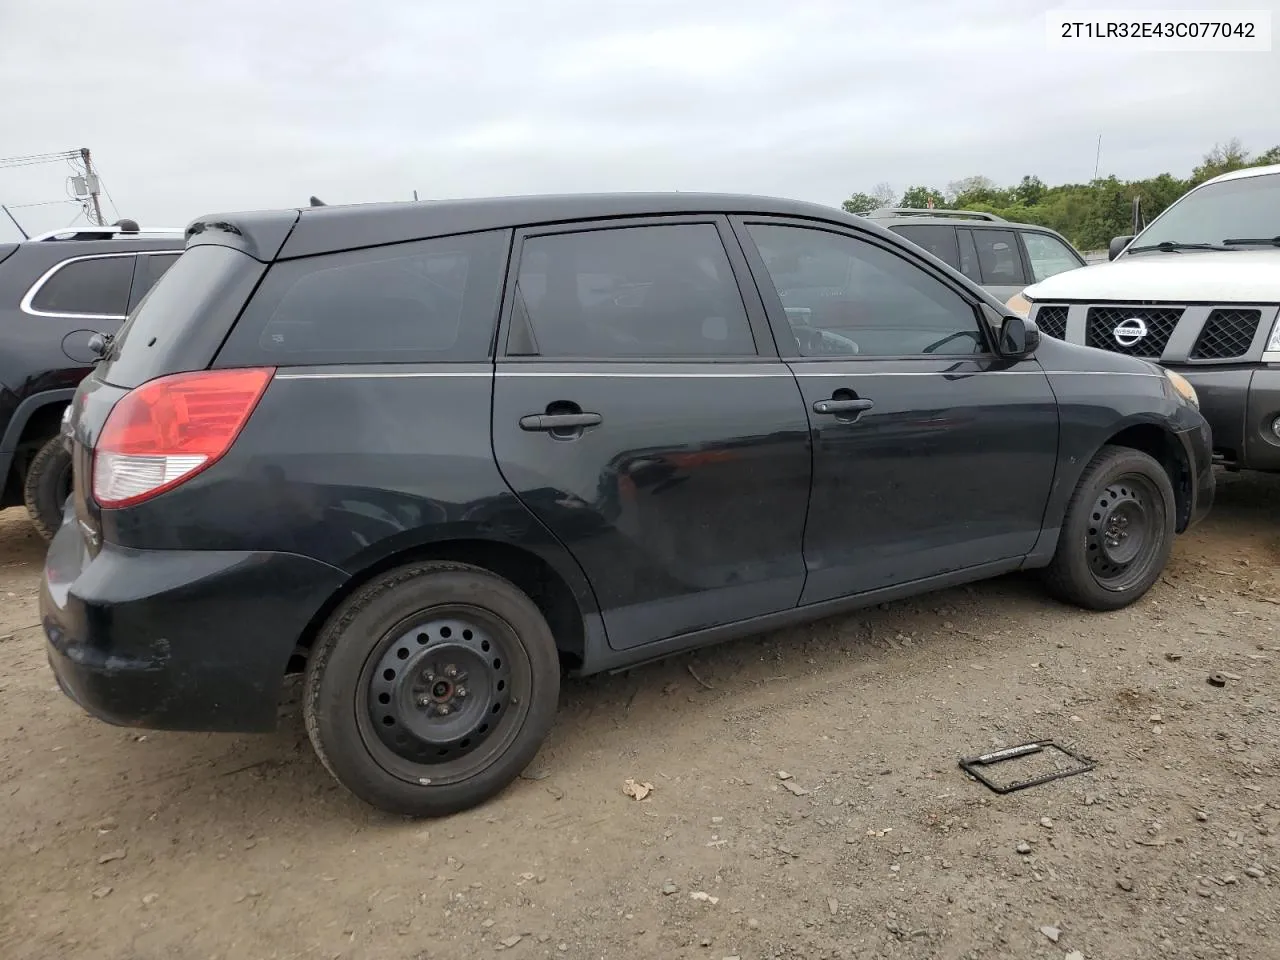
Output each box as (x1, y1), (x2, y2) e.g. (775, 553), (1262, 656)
(862, 208), (1088, 303)
(41, 193), (1212, 817)
(0, 224), (183, 538)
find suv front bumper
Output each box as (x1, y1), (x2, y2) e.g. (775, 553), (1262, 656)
(1176, 365), (1280, 471)
(40, 514), (347, 733)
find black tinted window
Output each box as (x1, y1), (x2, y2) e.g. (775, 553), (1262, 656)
(890, 225), (960, 269)
(957, 229), (982, 282)
(29, 255), (134, 316)
(971, 229), (1026, 285)
(128, 253), (181, 309)
(228, 230), (509, 364)
(513, 223), (755, 358)
(746, 224), (985, 358)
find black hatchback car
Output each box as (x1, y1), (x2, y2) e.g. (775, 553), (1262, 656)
(42, 193), (1213, 817)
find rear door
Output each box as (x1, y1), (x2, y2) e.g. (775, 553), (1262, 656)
(490, 216), (812, 651)
(733, 217), (1059, 604)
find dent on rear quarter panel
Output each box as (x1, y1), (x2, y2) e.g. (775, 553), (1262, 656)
(99, 367), (601, 616)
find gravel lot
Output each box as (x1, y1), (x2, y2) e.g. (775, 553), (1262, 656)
(1, 474), (1277, 960)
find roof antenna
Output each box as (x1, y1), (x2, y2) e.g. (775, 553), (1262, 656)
(113, 218), (140, 233)
(309, 195), (326, 207)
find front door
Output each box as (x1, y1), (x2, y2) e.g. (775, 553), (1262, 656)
(491, 217), (813, 650)
(733, 217), (1060, 605)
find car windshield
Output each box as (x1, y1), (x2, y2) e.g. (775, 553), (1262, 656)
(1126, 170), (1280, 252)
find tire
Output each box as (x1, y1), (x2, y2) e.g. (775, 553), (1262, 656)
(303, 561), (561, 817)
(23, 434), (73, 542)
(1043, 444), (1176, 611)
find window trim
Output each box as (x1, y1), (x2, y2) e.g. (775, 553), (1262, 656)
(496, 214), (777, 364)
(20, 251), (173, 321)
(967, 226), (1030, 287)
(728, 215), (996, 363)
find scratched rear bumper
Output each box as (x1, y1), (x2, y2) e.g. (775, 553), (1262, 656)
(40, 517), (346, 733)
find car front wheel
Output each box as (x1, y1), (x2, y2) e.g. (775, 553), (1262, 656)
(1043, 444), (1176, 611)
(1039, 448), (1177, 611)
(303, 562), (561, 817)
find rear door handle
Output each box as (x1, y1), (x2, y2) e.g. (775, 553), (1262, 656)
(519, 412), (603, 432)
(812, 398), (874, 415)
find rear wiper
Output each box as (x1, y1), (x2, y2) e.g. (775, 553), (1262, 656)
(1126, 240), (1232, 254)
(1223, 236), (1280, 247)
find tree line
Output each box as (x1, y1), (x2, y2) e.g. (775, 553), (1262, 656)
(841, 139), (1280, 251)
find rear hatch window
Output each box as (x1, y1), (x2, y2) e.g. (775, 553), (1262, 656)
(98, 244), (266, 389)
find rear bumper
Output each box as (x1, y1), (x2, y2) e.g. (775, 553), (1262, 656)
(1176, 365), (1280, 472)
(40, 517), (347, 732)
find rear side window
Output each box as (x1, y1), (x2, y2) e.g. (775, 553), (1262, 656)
(889, 225), (960, 270)
(221, 230), (509, 365)
(26, 254), (135, 317)
(969, 229), (1027, 285)
(511, 223), (756, 359)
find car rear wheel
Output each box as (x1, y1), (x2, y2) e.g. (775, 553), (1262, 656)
(303, 562), (561, 817)
(1043, 445), (1175, 611)
(23, 434), (73, 542)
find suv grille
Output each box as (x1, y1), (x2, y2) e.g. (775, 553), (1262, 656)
(1086, 306), (1183, 359)
(1189, 308), (1262, 360)
(1035, 305), (1068, 339)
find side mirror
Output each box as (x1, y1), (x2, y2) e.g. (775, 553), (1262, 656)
(1108, 235), (1134, 260)
(998, 314), (1040, 358)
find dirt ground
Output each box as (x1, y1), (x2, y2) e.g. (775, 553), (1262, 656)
(1, 475), (1277, 960)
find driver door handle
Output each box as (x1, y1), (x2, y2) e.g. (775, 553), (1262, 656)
(812, 398), (874, 415)
(519, 412), (603, 431)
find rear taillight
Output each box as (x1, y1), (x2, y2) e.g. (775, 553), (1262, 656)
(92, 367), (274, 508)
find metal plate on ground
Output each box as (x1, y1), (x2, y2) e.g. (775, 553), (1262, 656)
(958, 739), (1095, 794)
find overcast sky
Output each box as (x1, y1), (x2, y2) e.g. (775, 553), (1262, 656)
(1, 0), (1277, 239)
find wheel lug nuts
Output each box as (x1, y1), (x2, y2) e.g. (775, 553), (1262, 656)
(444, 665), (458, 678)
(438, 704), (451, 715)
(418, 697), (431, 708)
(455, 686), (468, 698)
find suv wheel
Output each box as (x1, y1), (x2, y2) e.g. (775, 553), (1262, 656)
(23, 435), (73, 541)
(1043, 445), (1175, 610)
(304, 561), (561, 817)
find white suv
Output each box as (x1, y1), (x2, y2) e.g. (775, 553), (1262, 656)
(1010, 163), (1280, 473)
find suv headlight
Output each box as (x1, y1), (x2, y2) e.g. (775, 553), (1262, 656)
(1165, 369), (1199, 408)
(1263, 313), (1280, 362)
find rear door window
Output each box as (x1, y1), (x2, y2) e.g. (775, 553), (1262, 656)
(26, 254), (135, 317)
(889, 225), (961, 270)
(219, 230), (510, 365)
(511, 223), (756, 358)
(969, 229), (1027, 285)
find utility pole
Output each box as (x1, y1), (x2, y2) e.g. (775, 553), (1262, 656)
(79, 147), (104, 226)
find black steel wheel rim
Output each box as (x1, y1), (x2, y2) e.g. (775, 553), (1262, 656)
(355, 605), (532, 787)
(1086, 473), (1164, 591)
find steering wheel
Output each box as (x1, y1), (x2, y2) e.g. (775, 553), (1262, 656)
(793, 325), (859, 356)
(922, 330), (983, 354)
